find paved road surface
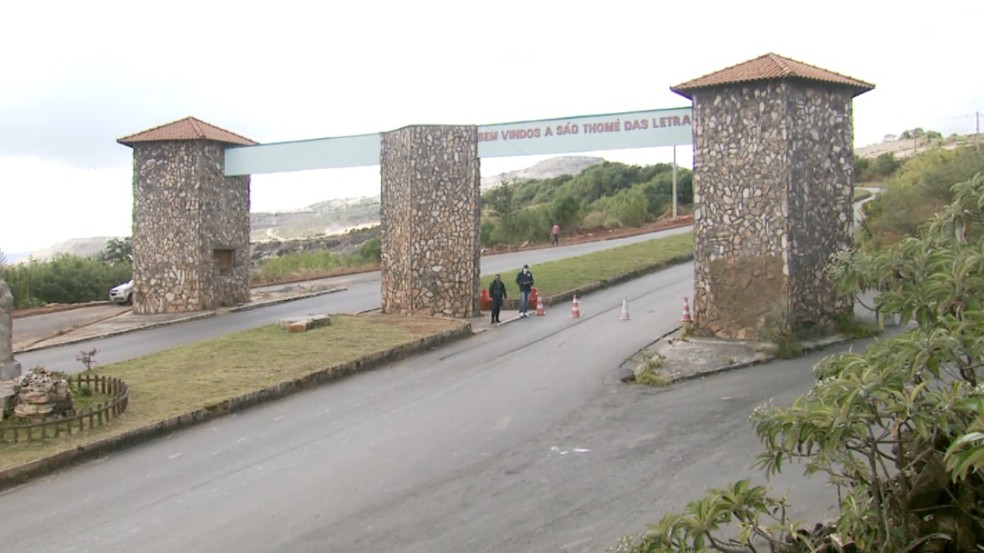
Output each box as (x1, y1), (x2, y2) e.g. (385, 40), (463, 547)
(0, 264), (848, 553)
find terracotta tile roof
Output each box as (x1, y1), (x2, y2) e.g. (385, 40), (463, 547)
(118, 117), (257, 146)
(671, 53), (874, 99)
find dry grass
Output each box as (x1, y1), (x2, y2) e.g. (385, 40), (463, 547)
(0, 314), (465, 471)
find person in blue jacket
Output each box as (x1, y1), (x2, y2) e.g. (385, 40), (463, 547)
(515, 264), (534, 318)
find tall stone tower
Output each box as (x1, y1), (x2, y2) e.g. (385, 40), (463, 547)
(671, 54), (874, 339)
(379, 125), (481, 318)
(118, 117), (256, 314)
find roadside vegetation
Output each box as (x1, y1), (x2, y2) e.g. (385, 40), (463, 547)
(859, 145), (984, 250)
(481, 161), (692, 248)
(251, 237), (381, 283)
(2, 239), (132, 309)
(479, 232), (693, 297)
(612, 134), (984, 552)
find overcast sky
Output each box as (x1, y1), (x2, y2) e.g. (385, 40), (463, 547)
(1, 0), (981, 254)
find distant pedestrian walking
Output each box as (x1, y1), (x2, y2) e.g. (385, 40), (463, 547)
(489, 274), (507, 324)
(515, 264), (534, 317)
(551, 223), (560, 245)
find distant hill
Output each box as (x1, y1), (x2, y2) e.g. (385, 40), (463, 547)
(12, 237), (116, 264)
(480, 156), (604, 190)
(250, 196), (381, 242)
(855, 133), (975, 160)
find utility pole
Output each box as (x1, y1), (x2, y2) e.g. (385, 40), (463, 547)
(672, 145), (678, 218)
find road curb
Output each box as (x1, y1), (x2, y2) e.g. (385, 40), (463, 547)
(627, 333), (857, 387)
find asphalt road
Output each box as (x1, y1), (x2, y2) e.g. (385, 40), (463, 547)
(4, 223), (850, 551)
(0, 258), (852, 553)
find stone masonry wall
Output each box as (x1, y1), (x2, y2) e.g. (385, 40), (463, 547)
(692, 81), (853, 339)
(786, 83), (856, 327)
(379, 126), (480, 318)
(131, 141), (250, 313)
(201, 149), (251, 308)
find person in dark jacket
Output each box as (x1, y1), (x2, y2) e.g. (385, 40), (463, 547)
(515, 264), (534, 318)
(489, 274), (507, 324)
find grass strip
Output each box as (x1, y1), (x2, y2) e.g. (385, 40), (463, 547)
(0, 314), (465, 471)
(480, 231), (694, 296)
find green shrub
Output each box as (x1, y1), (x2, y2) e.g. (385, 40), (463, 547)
(605, 188), (649, 227)
(356, 237), (381, 262)
(252, 250), (376, 283)
(2, 254), (131, 308)
(613, 173), (984, 552)
(634, 355), (669, 386)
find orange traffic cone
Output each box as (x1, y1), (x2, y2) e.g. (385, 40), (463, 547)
(619, 297), (630, 320)
(535, 294), (546, 316)
(570, 294), (581, 318)
(681, 297), (692, 324)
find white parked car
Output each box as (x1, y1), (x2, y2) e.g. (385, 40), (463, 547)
(109, 279), (134, 305)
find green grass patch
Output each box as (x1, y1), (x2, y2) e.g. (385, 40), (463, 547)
(833, 314), (882, 339)
(252, 251), (378, 284)
(0, 314), (465, 471)
(635, 355), (670, 386)
(480, 232), (694, 296)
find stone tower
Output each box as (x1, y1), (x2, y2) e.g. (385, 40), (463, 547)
(379, 125), (481, 318)
(118, 117), (256, 314)
(671, 53), (874, 339)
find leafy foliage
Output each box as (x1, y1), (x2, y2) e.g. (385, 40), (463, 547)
(356, 237), (381, 263)
(614, 173), (984, 552)
(856, 152), (902, 182)
(480, 161), (693, 248)
(99, 237), (132, 265)
(861, 146), (984, 249)
(2, 254), (132, 309)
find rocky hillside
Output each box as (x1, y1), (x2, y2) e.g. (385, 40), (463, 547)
(250, 196), (380, 242)
(855, 133), (975, 160)
(480, 156), (604, 190)
(12, 237), (117, 263)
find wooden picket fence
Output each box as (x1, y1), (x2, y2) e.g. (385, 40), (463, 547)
(0, 374), (129, 444)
